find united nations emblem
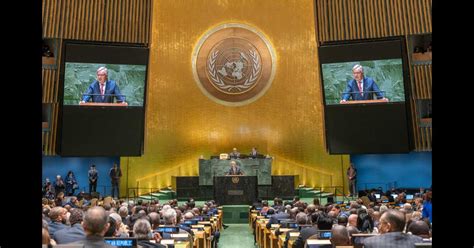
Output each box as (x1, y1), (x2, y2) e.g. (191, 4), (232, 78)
(231, 176), (240, 184)
(192, 23), (276, 106)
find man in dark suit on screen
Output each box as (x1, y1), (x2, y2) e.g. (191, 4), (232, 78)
(340, 64), (388, 103)
(80, 66), (126, 104)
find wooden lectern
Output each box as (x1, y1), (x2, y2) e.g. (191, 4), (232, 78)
(340, 99), (388, 104)
(79, 102), (128, 106)
(214, 176), (257, 205)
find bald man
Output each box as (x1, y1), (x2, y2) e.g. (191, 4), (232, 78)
(330, 225), (351, 246)
(340, 64), (388, 103)
(74, 206), (117, 248)
(347, 214), (358, 227)
(363, 210), (423, 248)
(407, 220), (431, 239)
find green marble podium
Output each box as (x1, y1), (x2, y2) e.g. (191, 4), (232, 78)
(199, 158), (272, 186)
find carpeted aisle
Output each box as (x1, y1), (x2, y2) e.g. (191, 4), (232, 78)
(218, 223), (256, 248)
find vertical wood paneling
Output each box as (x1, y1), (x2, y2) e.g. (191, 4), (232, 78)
(379, 0), (386, 37)
(50, 103), (59, 155)
(426, 64), (432, 98)
(328, 0), (334, 41)
(63, 1), (73, 39)
(322, 0), (328, 41)
(137, 0), (142, 43)
(361, 0), (368, 38)
(353, 0), (359, 39)
(369, 0), (375, 37)
(146, 0), (151, 43)
(42, 0), (48, 36)
(316, 0), (322, 41)
(423, 65), (431, 99)
(71, 0), (78, 39)
(373, 0), (379, 37)
(51, 0), (58, 37)
(401, 0), (409, 35)
(116, 0), (122, 42)
(45, 0), (54, 37)
(425, 0), (432, 33)
(84, 0), (91, 40)
(335, 0), (340, 40)
(348, 0), (355, 40)
(43, 0), (151, 43)
(412, 0), (420, 34)
(406, 0), (413, 34)
(91, 0), (98, 40)
(78, 0), (84, 38)
(313, 0), (433, 45)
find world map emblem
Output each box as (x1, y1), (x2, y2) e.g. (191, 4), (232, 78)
(192, 23), (276, 106)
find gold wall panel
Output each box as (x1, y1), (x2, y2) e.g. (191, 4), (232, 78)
(122, 0), (350, 196)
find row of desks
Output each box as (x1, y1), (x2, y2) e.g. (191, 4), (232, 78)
(250, 210), (331, 248)
(153, 208), (223, 248)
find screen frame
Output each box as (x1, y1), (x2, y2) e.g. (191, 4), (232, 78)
(318, 36), (412, 106)
(318, 36), (414, 154)
(56, 39), (149, 157)
(58, 39), (149, 108)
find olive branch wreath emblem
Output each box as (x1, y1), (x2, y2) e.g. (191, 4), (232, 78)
(207, 49), (261, 92)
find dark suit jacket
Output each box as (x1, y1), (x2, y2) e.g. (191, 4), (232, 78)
(137, 240), (167, 248)
(249, 151), (259, 159)
(73, 234), (118, 248)
(227, 166), (243, 175)
(82, 80), (125, 103)
(341, 77), (384, 101)
(363, 232), (424, 248)
(292, 226), (318, 248)
(368, 193), (377, 202)
(54, 223), (86, 244)
(48, 221), (69, 240)
(229, 151), (240, 159)
(266, 212), (290, 229)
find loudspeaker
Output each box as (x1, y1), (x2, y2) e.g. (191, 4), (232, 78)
(327, 196), (334, 204)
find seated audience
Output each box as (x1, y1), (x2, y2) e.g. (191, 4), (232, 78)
(54, 208), (86, 244)
(48, 206), (69, 240)
(363, 209), (423, 248)
(133, 219), (165, 248)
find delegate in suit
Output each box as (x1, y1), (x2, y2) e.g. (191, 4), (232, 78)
(226, 160), (244, 175)
(80, 66), (126, 103)
(340, 64), (388, 103)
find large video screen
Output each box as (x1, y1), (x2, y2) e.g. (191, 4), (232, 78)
(57, 41), (149, 156)
(319, 37), (413, 154)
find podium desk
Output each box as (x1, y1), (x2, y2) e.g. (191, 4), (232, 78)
(79, 102), (128, 106)
(340, 99), (388, 104)
(214, 176), (257, 205)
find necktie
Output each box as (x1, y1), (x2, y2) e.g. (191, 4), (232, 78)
(100, 84), (105, 99)
(357, 81), (363, 96)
